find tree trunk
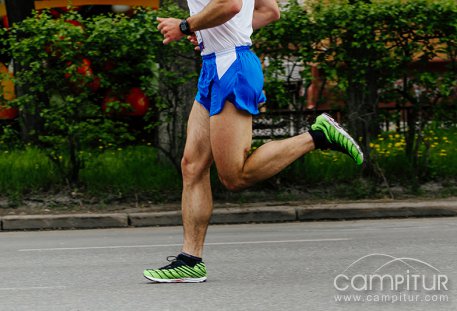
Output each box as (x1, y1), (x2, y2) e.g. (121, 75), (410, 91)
(346, 71), (379, 153)
(346, 69), (379, 177)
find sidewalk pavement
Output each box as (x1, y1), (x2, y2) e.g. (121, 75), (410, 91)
(0, 199), (456, 231)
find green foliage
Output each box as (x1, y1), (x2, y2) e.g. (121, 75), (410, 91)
(3, 8), (164, 184)
(1, 1), (456, 199)
(253, 0), (457, 180)
(254, 0), (314, 110)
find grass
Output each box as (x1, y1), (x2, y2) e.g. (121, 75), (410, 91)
(285, 151), (359, 184)
(371, 127), (457, 181)
(427, 129), (457, 178)
(0, 146), (181, 203)
(0, 148), (59, 195)
(80, 146), (180, 197)
(0, 127), (455, 203)
(281, 127), (457, 186)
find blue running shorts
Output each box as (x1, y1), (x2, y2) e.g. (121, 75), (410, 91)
(195, 46), (266, 116)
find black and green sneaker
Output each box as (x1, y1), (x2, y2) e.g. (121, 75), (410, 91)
(144, 256), (207, 283)
(311, 113), (364, 165)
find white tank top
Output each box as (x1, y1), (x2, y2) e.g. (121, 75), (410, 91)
(187, 0), (254, 56)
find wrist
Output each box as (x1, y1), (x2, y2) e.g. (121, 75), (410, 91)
(179, 19), (193, 35)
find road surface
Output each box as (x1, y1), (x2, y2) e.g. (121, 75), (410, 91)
(0, 218), (456, 310)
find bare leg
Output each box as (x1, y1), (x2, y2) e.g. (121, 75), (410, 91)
(182, 100), (314, 257)
(211, 101), (315, 191)
(181, 102), (213, 258)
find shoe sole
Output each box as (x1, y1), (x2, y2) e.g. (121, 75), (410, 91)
(320, 113), (364, 164)
(144, 275), (207, 283)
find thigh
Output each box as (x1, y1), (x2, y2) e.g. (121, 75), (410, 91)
(183, 101), (213, 167)
(210, 101), (253, 177)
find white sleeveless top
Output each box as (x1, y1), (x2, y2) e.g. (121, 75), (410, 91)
(187, 0), (254, 56)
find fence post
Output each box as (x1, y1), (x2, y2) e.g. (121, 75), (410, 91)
(4, 0), (37, 142)
(4, 0), (34, 24)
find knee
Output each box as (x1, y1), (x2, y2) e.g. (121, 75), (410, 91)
(181, 155), (211, 183)
(218, 173), (248, 192)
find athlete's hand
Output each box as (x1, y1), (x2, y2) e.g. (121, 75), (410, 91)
(157, 17), (184, 45)
(187, 34), (200, 51)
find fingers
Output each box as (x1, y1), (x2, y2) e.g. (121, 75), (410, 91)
(157, 17), (171, 43)
(187, 35), (198, 45)
(157, 17), (184, 45)
(157, 17), (165, 31)
(185, 35), (200, 50)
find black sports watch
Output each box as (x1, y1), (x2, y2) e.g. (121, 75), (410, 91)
(179, 19), (192, 35)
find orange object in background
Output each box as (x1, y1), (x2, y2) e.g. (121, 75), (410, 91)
(2, 15), (8, 28)
(124, 87), (149, 116)
(34, 0), (159, 11)
(102, 88), (149, 117)
(64, 58), (101, 92)
(0, 62), (19, 119)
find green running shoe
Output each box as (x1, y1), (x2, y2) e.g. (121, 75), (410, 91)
(311, 113), (364, 165)
(144, 256), (207, 283)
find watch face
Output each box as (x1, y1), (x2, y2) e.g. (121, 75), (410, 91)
(180, 20), (190, 35)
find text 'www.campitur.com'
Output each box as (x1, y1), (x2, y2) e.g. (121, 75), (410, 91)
(334, 293), (449, 303)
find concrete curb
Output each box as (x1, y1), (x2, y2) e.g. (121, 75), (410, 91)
(1, 214), (128, 231)
(0, 200), (456, 231)
(211, 206), (296, 224)
(297, 201), (457, 220)
(129, 211), (182, 227)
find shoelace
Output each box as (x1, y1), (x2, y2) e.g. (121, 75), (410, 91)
(159, 256), (182, 270)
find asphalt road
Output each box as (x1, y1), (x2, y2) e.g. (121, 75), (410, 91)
(0, 218), (456, 311)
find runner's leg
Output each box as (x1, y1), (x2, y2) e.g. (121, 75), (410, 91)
(181, 101), (214, 258)
(210, 101), (315, 191)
